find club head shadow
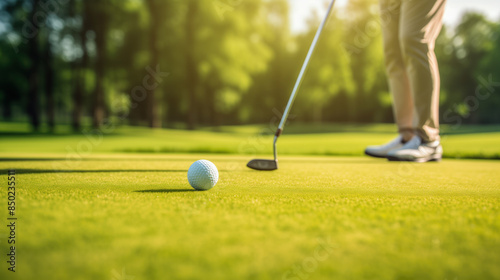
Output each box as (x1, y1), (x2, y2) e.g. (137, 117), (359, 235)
(247, 159), (278, 171)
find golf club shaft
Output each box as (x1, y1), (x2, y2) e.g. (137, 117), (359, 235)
(275, 0), (336, 137)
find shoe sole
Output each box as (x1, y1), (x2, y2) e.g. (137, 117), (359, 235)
(364, 150), (389, 159)
(387, 155), (442, 163)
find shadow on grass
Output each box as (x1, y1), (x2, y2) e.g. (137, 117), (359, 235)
(135, 189), (198, 193)
(5, 169), (188, 175)
(0, 158), (67, 162)
(0, 157), (243, 162)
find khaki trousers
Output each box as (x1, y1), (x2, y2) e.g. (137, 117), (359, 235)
(380, 0), (446, 142)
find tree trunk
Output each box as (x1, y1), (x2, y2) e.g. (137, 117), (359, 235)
(44, 38), (55, 132)
(92, 4), (108, 129)
(71, 0), (87, 132)
(185, 0), (198, 130)
(2, 93), (12, 120)
(205, 72), (219, 126)
(206, 85), (216, 126)
(166, 91), (181, 125)
(27, 0), (40, 131)
(313, 104), (322, 123)
(146, 0), (161, 128)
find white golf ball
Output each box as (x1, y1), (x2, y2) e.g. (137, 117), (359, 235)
(187, 160), (219, 191)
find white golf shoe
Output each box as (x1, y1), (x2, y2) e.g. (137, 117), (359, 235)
(387, 136), (443, 162)
(365, 135), (406, 159)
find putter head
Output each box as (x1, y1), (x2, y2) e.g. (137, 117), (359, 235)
(247, 159), (278, 171)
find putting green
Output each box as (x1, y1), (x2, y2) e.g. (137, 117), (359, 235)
(1, 154), (499, 280)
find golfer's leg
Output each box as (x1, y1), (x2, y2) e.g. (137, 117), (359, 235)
(400, 0), (446, 142)
(380, 0), (414, 141)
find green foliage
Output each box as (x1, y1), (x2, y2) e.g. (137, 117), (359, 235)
(295, 12), (355, 122)
(0, 0), (499, 128)
(436, 12), (500, 125)
(343, 0), (387, 122)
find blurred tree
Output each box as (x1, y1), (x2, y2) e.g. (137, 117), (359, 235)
(196, 0), (272, 125)
(156, 1), (184, 127)
(44, 34), (55, 131)
(244, 0), (295, 124)
(89, 2), (110, 128)
(295, 9), (355, 122)
(0, 0), (499, 129)
(434, 24), (454, 104)
(70, 0), (88, 131)
(344, 0), (386, 122)
(145, 0), (165, 128)
(185, 0), (198, 129)
(477, 20), (500, 123)
(178, 0), (273, 127)
(0, 0), (32, 121)
(453, 13), (496, 123)
(109, 1), (148, 126)
(27, 0), (41, 131)
(438, 12), (497, 124)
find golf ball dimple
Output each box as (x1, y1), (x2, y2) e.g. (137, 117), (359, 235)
(187, 160), (219, 191)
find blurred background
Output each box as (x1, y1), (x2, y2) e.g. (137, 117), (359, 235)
(0, 0), (499, 132)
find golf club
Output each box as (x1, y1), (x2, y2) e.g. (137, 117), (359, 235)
(247, 0), (337, 171)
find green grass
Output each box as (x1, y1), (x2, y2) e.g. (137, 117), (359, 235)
(1, 122), (500, 159)
(0, 155), (499, 280)
(0, 122), (499, 279)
